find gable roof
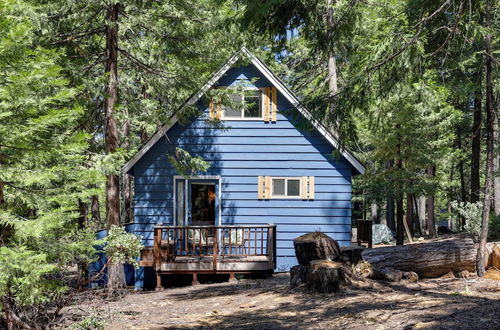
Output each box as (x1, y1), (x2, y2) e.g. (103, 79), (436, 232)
(122, 47), (365, 175)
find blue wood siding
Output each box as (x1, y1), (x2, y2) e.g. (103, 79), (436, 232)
(130, 63), (353, 272)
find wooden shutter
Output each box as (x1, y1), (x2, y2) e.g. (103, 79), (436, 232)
(209, 101), (215, 119)
(301, 176), (308, 199)
(257, 176), (264, 199)
(308, 176), (315, 199)
(216, 104), (222, 119)
(264, 176), (271, 199)
(263, 87), (270, 122)
(271, 87), (278, 122)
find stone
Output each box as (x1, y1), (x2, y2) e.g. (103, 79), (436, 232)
(372, 224), (394, 245)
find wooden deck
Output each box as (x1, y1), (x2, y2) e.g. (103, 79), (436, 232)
(140, 225), (276, 288)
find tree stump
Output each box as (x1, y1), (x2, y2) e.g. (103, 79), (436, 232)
(306, 260), (346, 293)
(290, 265), (308, 288)
(362, 238), (476, 278)
(293, 232), (341, 265)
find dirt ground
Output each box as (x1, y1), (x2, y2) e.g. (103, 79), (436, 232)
(61, 272), (500, 330)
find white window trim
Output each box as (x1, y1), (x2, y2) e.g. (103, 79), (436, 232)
(270, 177), (303, 199)
(220, 87), (264, 121)
(172, 175), (222, 226)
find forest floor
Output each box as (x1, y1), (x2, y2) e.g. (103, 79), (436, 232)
(62, 272), (500, 329)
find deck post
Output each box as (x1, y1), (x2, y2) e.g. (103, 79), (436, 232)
(213, 227), (218, 271)
(229, 272), (237, 282)
(268, 224), (277, 270)
(192, 273), (200, 285)
(155, 271), (162, 291)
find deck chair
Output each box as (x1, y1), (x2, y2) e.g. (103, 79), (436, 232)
(187, 228), (214, 252)
(222, 228), (248, 255)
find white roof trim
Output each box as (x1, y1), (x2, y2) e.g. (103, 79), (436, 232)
(122, 47), (365, 175)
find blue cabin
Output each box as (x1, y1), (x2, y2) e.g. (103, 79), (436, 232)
(121, 48), (364, 289)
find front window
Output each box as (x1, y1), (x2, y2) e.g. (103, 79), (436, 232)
(222, 90), (262, 119)
(271, 178), (301, 198)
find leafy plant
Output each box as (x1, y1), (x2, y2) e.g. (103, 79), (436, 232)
(450, 201), (483, 240)
(103, 225), (142, 268)
(168, 147), (210, 178)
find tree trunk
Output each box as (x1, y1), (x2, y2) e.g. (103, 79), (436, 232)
(326, 0), (338, 98)
(477, 6), (495, 276)
(386, 198), (395, 231)
(457, 127), (468, 229)
(78, 199), (89, 280)
(104, 3), (126, 290)
(370, 203), (378, 223)
(418, 196), (427, 235)
(471, 78), (482, 204)
(293, 232), (341, 265)
(493, 106), (499, 216)
(362, 238), (476, 278)
(91, 194), (101, 226)
(426, 166), (437, 236)
(105, 3), (121, 228)
(406, 193), (414, 236)
(306, 260), (346, 293)
(122, 118), (133, 224)
(396, 150), (404, 245)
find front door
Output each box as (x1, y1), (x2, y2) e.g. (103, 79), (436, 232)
(174, 177), (219, 226)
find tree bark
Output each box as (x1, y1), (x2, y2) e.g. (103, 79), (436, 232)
(477, 4), (495, 276)
(104, 3), (126, 290)
(362, 238), (476, 278)
(418, 196), (427, 235)
(386, 198), (395, 231)
(91, 194), (101, 226)
(471, 78), (482, 204)
(426, 166), (437, 236)
(105, 2), (121, 228)
(457, 126), (467, 229)
(396, 147), (404, 245)
(293, 232), (341, 265)
(493, 107), (499, 216)
(326, 0), (338, 98)
(406, 193), (414, 236)
(370, 203), (378, 223)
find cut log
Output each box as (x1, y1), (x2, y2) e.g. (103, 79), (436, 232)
(371, 266), (403, 282)
(290, 265), (308, 288)
(340, 246), (365, 265)
(485, 243), (500, 269)
(484, 268), (500, 280)
(293, 232), (341, 265)
(306, 260), (346, 293)
(361, 238), (476, 278)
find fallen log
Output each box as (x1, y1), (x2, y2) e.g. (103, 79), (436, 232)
(293, 232), (341, 266)
(306, 260), (346, 293)
(361, 238), (476, 278)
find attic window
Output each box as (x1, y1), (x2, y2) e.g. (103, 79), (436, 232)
(222, 90), (262, 119)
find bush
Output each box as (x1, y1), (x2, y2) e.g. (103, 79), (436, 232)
(450, 201), (482, 240)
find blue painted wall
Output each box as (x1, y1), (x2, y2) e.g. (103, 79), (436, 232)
(129, 63), (353, 282)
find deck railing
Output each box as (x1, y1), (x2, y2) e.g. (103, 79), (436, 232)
(153, 225), (276, 270)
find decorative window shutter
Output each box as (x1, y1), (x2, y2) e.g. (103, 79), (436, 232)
(308, 176), (315, 199)
(216, 103), (222, 119)
(257, 176), (264, 199)
(209, 101), (215, 119)
(263, 87), (270, 122)
(264, 176), (271, 199)
(271, 87), (278, 122)
(301, 176), (315, 199)
(301, 176), (308, 199)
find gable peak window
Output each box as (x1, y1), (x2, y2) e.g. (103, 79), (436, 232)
(222, 89), (262, 119)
